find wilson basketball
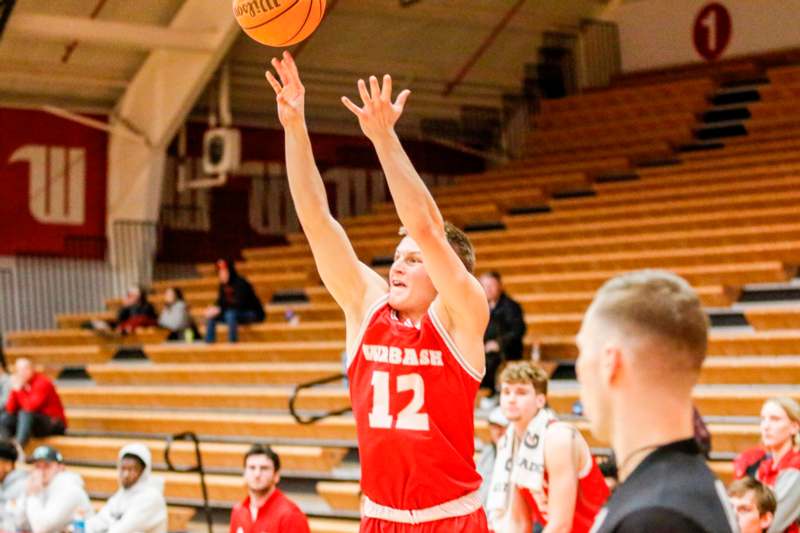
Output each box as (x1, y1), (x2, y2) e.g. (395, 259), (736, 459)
(233, 0), (327, 47)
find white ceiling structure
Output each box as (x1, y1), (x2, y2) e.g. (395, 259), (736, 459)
(0, 0), (614, 137)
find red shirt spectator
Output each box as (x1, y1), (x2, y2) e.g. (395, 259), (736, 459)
(6, 371), (66, 426)
(229, 489), (310, 533)
(230, 444), (310, 533)
(733, 397), (800, 533)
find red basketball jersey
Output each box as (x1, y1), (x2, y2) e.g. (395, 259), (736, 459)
(347, 295), (484, 510)
(520, 454), (610, 533)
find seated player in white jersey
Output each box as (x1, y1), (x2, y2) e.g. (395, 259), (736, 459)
(266, 51), (490, 532)
(487, 361), (609, 533)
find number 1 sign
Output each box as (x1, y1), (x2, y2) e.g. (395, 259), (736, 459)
(694, 2), (733, 61)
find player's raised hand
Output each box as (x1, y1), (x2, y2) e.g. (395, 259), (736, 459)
(265, 51), (306, 128)
(341, 74), (411, 142)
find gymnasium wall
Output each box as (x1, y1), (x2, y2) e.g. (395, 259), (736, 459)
(612, 0), (800, 72)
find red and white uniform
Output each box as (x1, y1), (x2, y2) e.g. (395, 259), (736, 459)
(519, 454), (609, 533)
(347, 295), (488, 531)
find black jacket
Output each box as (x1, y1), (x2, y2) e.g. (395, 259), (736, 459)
(483, 293), (526, 360)
(215, 275), (266, 322)
(116, 301), (157, 324)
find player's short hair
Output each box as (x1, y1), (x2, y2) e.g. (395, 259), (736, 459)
(728, 477), (776, 516)
(398, 221), (475, 273)
(499, 361), (548, 396)
(243, 443), (280, 471)
(588, 269), (708, 373)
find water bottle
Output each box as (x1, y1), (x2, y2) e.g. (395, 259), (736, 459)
(71, 509), (86, 533)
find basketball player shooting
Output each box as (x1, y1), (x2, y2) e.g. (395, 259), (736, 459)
(266, 51), (490, 532)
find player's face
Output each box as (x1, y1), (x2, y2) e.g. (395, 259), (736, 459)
(575, 310), (612, 442)
(730, 491), (771, 533)
(389, 237), (437, 312)
(244, 454), (279, 496)
(500, 381), (544, 424)
(760, 401), (799, 450)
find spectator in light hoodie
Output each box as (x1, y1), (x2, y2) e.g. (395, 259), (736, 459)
(21, 445), (93, 533)
(87, 443), (167, 533)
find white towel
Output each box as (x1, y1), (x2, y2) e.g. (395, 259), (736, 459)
(486, 408), (557, 529)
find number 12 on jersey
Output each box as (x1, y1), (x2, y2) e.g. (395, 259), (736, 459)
(369, 371), (430, 431)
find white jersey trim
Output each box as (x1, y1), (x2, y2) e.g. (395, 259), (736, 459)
(362, 489), (482, 524)
(428, 306), (484, 382)
(346, 294), (389, 371)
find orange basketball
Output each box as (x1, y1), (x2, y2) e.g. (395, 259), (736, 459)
(232, 0), (326, 48)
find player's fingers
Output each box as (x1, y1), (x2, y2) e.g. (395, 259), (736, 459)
(369, 75), (381, 103)
(341, 96), (363, 116)
(395, 89), (411, 112)
(265, 71), (282, 95)
(381, 74), (392, 101)
(357, 79), (371, 106)
(271, 57), (290, 86)
(283, 50), (301, 79)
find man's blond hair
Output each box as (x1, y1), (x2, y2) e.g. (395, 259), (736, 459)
(588, 269), (708, 373)
(499, 361), (549, 396)
(398, 221), (475, 273)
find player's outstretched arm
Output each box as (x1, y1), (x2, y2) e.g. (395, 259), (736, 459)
(266, 52), (386, 318)
(342, 75), (488, 372)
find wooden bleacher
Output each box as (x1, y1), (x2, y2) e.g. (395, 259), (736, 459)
(5, 68), (800, 530)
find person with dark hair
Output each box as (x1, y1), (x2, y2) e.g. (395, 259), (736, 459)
(158, 287), (197, 341)
(229, 444), (309, 533)
(115, 286), (158, 335)
(87, 443), (167, 533)
(1, 358), (66, 447)
(204, 260), (265, 343)
(729, 477), (777, 533)
(0, 439), (26, 506)
(479, 271), (526, 398)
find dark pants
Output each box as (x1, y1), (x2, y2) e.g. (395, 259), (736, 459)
(205, 309), (259, 343)
(481, 351), (504, 396)
(0, 410), (66, 447)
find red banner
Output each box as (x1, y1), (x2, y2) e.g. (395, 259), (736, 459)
(0, 108), (107, 258)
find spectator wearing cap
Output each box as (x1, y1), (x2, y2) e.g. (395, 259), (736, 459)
(0, 439), (26, 506)
(21, 445), (92, 533)
(87, 443), (167, 533)
(477, 407), (509, 509)
(229, 444), (310, 533)
(204, 259), (265, 343)
(1, 358), (66, 447)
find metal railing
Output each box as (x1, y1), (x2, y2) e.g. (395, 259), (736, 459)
(164, 432), (213, 533)
(288, 373), (350, 425)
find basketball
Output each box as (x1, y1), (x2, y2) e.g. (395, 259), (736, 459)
(232, 0), (326, 47)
